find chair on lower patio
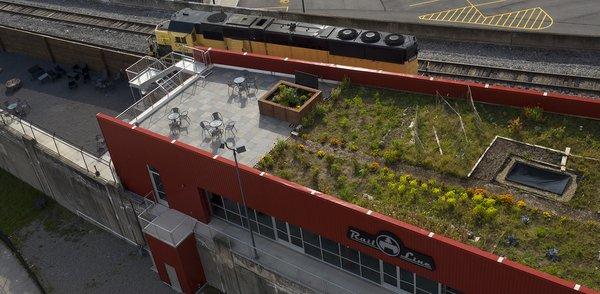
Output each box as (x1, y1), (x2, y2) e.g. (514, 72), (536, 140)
(200, 121), (212, 137)
(212, 112), (223, 122)
(224, 121), (237, 137)
(179, 110), (191, 124)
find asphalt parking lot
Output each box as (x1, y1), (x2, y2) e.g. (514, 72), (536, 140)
(239, 0), (600, 36)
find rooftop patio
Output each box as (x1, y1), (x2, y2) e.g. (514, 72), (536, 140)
(129, 65), (333, 166)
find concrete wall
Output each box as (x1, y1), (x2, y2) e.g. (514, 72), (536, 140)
(197, 236), (312, 294)
(105, 0), (600, 51)
(0, 26), (141, 76)
(0, 123), (145, 246)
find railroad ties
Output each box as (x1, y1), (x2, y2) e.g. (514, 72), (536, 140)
(0, 1), (156, 36)
(418, 59), (600, 97)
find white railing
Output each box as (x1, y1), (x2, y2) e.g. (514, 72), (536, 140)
(0, 110), (117, 183)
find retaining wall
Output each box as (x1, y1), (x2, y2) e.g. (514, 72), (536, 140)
(0, 122), (145, 246)
(0, 26), (141, 76)
(105, 0), (600, 51)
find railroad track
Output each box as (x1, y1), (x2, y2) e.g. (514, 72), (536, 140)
(418, 59), (600, 97)
(0, 1), (157, 36)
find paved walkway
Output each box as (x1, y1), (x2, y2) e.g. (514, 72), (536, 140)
(0, 242), (41, 294)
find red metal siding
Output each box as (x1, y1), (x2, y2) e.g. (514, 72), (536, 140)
(195, 48), (600, 120)
(146, 233), (206, 294)
(98, 114), (595, 294)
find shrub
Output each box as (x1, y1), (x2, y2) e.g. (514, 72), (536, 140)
(330, 87), (342, 100)
(329, 163), (342, 177)
(409, 179), (419, 187)
(329, 137), (341, 147)
(339, 117), (349, 129)
(523, 106), (544, 122)
(508, 117), (523, 135)
(472, 188), (487, 196)
(272, 140), (288, 155)
(324, 154), (335, 167)
(257, 155), (274, 170)
(317, 133), (329, 144)
(316, 150), (326, 158)
(397, 184), (406, 195)
(459, 192), (469, 202)
(484, 198), (496, 207)
(444, 191), (457, 199)
(348, 143), (359, 152)
(420, 183), (428, 191)
(297, 144), (306, 152)
(516, 200), (526, 208)
(431, 188), (441, 196)
(369, 162), (380, 172)
(472, 204), (486, 220)
(383, 149), (401, 163)
(272, 84), (310, 107)
(472, 193), (484, 203)
(279, 169), (292, 180)
(484, 207), (498, 220)
(498, 194), (515, 205)
(543, 211), (553, 219)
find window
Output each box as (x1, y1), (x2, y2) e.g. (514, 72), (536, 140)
(148, 166), (167, 205)
(400, 268), (415, 293)
(174, 36), (186, 44)
(383, 261), (398, 287)
(442, 285), (461, 294)
(360, 253), (381, 284)
(302, 229), (322, 259)
(416, 275), (439, 294)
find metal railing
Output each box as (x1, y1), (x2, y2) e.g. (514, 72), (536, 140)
(138, 196), (196, 247)
(195, 221), (357, 294)
(118, 53), (200, 125)
(0, 109), (117, 183)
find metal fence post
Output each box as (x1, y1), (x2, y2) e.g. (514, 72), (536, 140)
(80, 147), (89, 172)
(29, 124), (36, 141)
(52, 133), (60, 156)
(18, 118), (26, 134)
(109, 160), (117, 183)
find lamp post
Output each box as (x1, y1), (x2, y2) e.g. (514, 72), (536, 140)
(301, 0), (306, 13)
(220, 141), (258, 259)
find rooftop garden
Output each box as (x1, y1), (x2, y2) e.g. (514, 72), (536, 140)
(257, 80), (600, 290)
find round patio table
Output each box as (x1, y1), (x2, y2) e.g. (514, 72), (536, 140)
(5, 78), (22, 93)
(234, 76), (245, 85)
(7, 103), (18, 111)
(167, 112), (180, 122)
(209, 120), (223, 128)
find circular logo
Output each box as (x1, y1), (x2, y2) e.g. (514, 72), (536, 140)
(376, 234), (401, 256)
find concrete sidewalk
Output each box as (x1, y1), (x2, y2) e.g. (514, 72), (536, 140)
(0, 242), (41, 294)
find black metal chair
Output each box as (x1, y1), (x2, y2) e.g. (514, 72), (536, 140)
(224, 121), (237, 137)
(179, 110), (191, 124)
(212, 112), (223, 122)
(47, 69), (60, 81)
(27, 65), (45, 81)
(200, 121), (211, 137)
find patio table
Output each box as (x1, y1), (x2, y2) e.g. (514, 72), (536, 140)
(234, 76), (245, 85)
(7, 103), (18, 111)
(168, 112), (180, 123)
(209, 120), (223, 128)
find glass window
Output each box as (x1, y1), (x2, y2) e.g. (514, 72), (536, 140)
(361, 266), (381, 284)
(383, 273), (398, 287)
(291, 236), (303, 248)
(148, 166), (167, 202)
(323, 250), (341, 267)
(175, 36), (186, 44)
(416, 275), (439, 294)
(256, 211), (273, 227)
(442, 285), (460, 294)
(259, 224), (275, 240)
(360, 253), (380, 271)
(400, 268), (415, 292)
(304, 243), (321, 259)
(223, 197), (239, 213)
(289, 224), (302, 238)
(212, 205), (226, 219)
(341, 258), (361, 276)
(277, 229), (288, 241)
(321, 237), (339, 254)
(226, 211), (242, 226)
(275, 219), (287, 231)
(302, 229), (320, 247)
(340, 245), (359, 262)
(383, 262), (397, 287)
(209, 193), (223, 206)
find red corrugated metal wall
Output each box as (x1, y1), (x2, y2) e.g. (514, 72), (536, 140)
(146, 234), (206, 293)
(98, 114), (595, 294)
(195, 48), (600, 120)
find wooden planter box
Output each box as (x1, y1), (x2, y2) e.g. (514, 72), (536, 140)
(258, 80), (322, 125)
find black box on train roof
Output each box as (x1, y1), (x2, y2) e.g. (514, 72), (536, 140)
(327, 27), (365, 59)
(248, 16), (274, 41)
(168, 8), (206, 34)
(222, 14), (257, 40)
(265, 20), (331, 50)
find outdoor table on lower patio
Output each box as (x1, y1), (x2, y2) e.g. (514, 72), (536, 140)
(234, 76), (245, 86)
(7, 102), (18, 111)
(5, 78), (22, 93)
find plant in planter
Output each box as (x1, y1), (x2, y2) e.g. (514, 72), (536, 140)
(272, 84), (310, 108)
(258, 80), (322, 124)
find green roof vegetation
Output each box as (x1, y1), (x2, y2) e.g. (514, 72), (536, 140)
(257, 80), (600, 290)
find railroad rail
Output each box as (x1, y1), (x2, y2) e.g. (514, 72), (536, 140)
(418, 59), (600, 97)
(0, 0), (157, 36)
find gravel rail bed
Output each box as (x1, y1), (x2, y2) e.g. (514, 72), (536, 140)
(0, 11), (149, 54)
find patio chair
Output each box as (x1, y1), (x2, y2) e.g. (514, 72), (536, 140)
(227, 81), (237, 96)
(172, 107), (180, 114)
(200, 121), (211, 137)
(224, 121), (237, 137)
(81, 63), (89, 74)
(244, 76), (258, 94)
(212, 112), (223, 122)
(16, 101), (31, 118)
(82, 72), (91, 83)
(47, 69), (60, 81)
(179, 110), (191, 124)
(27, 65), (45, 81)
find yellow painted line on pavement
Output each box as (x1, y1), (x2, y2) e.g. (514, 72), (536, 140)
(419, 2), (553, 30)
(410, 0), (442, 7)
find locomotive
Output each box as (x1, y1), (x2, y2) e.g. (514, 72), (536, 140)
(155, 9), (419, 74)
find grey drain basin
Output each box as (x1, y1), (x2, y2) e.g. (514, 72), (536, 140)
(506, 162), (571, 195)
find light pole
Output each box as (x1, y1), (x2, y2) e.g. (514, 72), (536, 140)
(220, 141), (259, 259)
(301, 0), (306, 13)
